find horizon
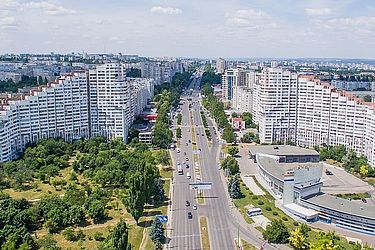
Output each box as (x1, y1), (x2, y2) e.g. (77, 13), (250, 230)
(1, 0), (374, 59)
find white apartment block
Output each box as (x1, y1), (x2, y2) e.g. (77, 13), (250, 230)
(257, 68), (298, 144)
(141, 61), (184, 85)
(89, 63), (132, 141)
(0, 64), (154, 162)
(297, 76), (375, 166)
(0, 72), (90, 162)
(231, 70), (258, 114)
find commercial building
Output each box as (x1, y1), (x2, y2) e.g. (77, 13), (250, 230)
(0, 64), (155, 162)
(301, 194), (375, 235)
(250, 145), (375, 235)
(249, 145), (322, 205)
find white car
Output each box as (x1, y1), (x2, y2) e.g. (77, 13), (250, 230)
(193, 204), (197, 210)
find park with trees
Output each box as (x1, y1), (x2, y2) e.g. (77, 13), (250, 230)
(0, 135), (173, 249)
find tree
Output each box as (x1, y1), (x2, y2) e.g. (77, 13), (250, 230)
(86, 199), (107, 223)
(223, 125), (235, 143)
(263, 220), (290, 244)
(150, 218), (164, 249)
(363, 95), (372, 102)
(122, 172), (145, 224)
(110, 220), (131, 250)
(241, 112), (254, 128)
(228, 174), (241, 199)
(227, 146), (239, 157)
(153, 121), (173, 149)
(310, 232), (341, 250)
(342, 150), (358, 171)
(289, 228), (309, 250)
(176, 127), (182, 139)
(241, 132), (255, 143)
(360, 165), (369, 177)
(221, 156), (240, 175)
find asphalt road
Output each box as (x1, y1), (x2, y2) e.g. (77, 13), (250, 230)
(169, 73), (282, 250)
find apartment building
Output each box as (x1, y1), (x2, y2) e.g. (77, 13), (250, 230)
(0, 72), (90, 162)
(0, 64), (155, 162)
(216, 58), (226, 74)
(231, 70), (258, 113)
(89, 63), (132, 141)
(141, 61), (185, 85)
(256, 68), (298, 144)
(297, 76), (375, 166)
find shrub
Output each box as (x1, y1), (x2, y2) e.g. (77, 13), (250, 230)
(282, 216), (288, 221)
(252, 196), (258, 200)
(93, 232), (104, 241)
(63, 228), (76, 241)
(272, 211), (278, 216)
(293, 221), (299, 227)
(258, 201), (264, 206)
(265, 206), (272, 211)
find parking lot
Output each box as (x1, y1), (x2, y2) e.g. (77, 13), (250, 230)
(321, 163), (375, 195)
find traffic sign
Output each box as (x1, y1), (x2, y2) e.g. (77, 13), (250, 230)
(156, 215), (168, 223)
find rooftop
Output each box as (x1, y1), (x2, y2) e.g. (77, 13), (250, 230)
(249, 145), (319, 157)
(303, 193), (375, 220)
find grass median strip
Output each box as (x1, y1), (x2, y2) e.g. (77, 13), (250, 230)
(200, 217), (210, 250)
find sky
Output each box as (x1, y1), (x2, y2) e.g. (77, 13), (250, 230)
(0, 0), (375, 59)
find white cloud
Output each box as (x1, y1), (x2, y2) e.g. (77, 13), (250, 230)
(0, 16), (17, 29)
(226, 9), (277, 29)
(24, 1), (76, 16)
(150, 6), (182, 15)
(314, 16), (375, 32)
(0, 0), (20, 10)
(305, 8), (332, 16)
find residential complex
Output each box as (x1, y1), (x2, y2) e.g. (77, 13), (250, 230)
(0, 64), (155, 162)
(226, 66), (375, 166)
(140, 61), (185, 85)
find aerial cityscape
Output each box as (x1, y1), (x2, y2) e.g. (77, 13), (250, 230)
(0, 0), (375, 250)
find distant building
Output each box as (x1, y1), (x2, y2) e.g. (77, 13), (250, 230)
(331, 80), (372, 91)
(216, 58), (226, 74)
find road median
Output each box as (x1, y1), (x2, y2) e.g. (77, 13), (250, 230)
(199, 216), (211, 250)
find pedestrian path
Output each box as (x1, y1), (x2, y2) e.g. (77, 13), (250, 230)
(241, 175), (265, 196)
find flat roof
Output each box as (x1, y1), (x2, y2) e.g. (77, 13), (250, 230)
(285, 203), (318, 218)
(304, 193), (375, 220)
(257, 154), (322, 181)
(249, 145), (319, 157)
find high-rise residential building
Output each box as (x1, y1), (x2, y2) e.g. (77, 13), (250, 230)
(0, 64), (155, 162)
(140, 61), (185, 85)
(89, 63), (132, 141)
(0, 72), (90, 162)
(231, 70), (258, 113)
(216, 58), (226, 74)
(257, 68), (298, 144)
(297, 76), (375, 166)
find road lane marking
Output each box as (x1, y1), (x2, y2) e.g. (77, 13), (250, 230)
(171, 234), (201, 239)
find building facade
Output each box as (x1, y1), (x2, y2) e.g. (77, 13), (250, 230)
(216, 58), (226, 74)
(297, 76), (375, 166)
(0, 64), (154, 162)
(256, 68), (298, 144)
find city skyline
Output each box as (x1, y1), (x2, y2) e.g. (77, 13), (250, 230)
(1, 0), (375, 59)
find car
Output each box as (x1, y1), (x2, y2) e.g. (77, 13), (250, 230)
(185, 201), (190, 207)
(186, 157), (189, 161)
(186, 143), (188, 146)
(187, 212), (193, 219)
(362, 198), (367, 203)
(186, 164), (189, 168)
(184, 152), (187, 155)
(193, 204), (197, 210)
(188, 139), (191, 143)
(325, 170), (333, 175)
(202, 133), (204, 136)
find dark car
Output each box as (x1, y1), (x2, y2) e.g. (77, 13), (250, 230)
(187, 212), (193, 219)
(325, 170), (333, 175)
(188, 139), (191, 143)
(185, 201), (190, 207)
